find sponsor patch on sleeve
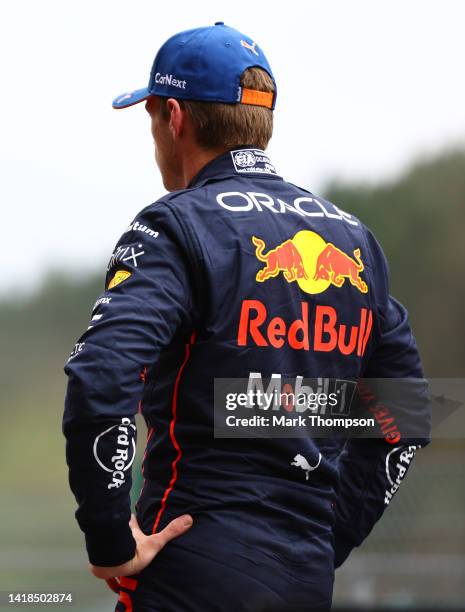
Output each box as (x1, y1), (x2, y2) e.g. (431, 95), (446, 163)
(93, 417), (137, 490)
(108, 270), (132, 290)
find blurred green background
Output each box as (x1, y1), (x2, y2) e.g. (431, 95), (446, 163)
(1, 149), (464, 610)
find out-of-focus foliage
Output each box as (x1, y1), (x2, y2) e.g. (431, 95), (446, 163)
(0, 272), (103, 403)
(324, 149), (465, 376)
(0, 272), (104, 493)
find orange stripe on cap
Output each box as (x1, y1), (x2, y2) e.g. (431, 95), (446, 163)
(240, 88), (273, 109)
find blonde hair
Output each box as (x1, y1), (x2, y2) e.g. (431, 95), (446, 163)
(160, 67), (275, 150)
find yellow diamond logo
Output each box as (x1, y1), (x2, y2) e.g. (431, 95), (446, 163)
(108, 270), (131, 290)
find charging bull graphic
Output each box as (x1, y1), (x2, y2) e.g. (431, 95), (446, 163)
(252, 230), (368, 295)
(313, 244), (368, 293)
(252, 236), (308, 282)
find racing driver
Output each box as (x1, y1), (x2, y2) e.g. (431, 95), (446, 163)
(63, 22), (431, 612)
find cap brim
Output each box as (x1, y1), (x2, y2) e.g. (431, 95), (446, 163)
(112, 87), (151, 109)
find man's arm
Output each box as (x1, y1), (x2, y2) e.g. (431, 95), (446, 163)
(333, 231), (431, 568)
(63, 203), (194, 568)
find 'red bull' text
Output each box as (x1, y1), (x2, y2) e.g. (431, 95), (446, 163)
(237, 300), (373, 356)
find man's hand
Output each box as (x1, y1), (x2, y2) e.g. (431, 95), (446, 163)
(89, 513), (193, 580)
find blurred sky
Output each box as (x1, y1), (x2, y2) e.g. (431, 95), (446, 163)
(1, 0), (465, 296)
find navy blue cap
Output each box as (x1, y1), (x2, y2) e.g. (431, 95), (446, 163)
(112, 23), (276, 110)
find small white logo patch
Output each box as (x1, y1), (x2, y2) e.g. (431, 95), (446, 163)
(68, 342), (85, 361)
(154, 72), (187, 89)
(108, 244), (145, 271)
(384, 445), (419, 505)
(93, 417), (137, 490)
(230, 149), (277, 175)
(234, 151), (256, 168)
(291, 453), (322, 480)
(125, 220), (159, 240)
(241, 40), (259, 56)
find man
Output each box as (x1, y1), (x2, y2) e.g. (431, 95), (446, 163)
(63, 23), (431, 611)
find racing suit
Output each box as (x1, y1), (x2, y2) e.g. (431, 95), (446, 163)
(63, 148), (431, 611)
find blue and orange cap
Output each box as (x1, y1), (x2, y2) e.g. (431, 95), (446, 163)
(112, 22), (277, 110)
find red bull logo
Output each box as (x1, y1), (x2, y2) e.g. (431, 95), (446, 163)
(252, 231), (368, 294)
(237, 300), (373, 356)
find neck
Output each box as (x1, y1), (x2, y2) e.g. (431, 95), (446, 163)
(178, 144), (226, 189)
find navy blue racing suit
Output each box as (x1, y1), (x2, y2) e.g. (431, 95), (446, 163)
(63, 148), (430, 611)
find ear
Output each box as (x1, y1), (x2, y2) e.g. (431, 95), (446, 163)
(166, 98), (184, 140)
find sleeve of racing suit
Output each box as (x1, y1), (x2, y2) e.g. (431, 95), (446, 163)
(62, 203), (194, 567)
(333, 229), (431, 568)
